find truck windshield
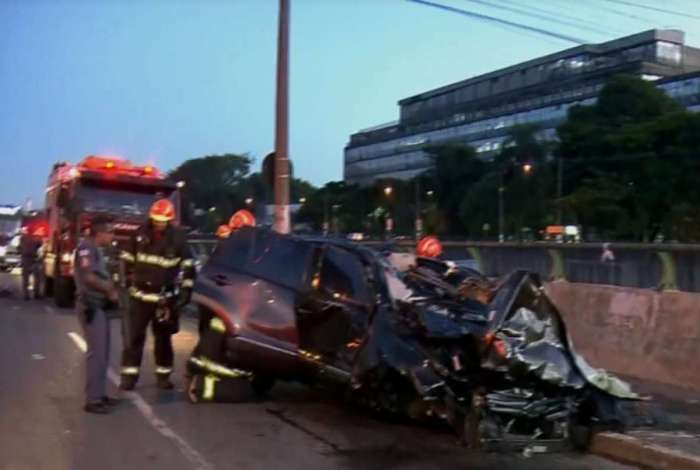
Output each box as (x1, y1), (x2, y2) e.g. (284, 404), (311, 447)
(78, 185), (173, 216)
(0, 217), (21, 236)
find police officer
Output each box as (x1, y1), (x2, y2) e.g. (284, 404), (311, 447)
(19, 227), (42, 300)
(74, 217), (120, 414)
(119, 199), (195, 390)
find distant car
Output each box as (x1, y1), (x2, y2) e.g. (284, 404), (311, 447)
(187, 226), (637, 450)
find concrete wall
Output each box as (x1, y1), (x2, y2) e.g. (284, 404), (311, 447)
(545, 281), (700, 392)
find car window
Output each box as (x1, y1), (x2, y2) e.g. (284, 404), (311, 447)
(211, 227), (255, 271)
(319, 246), (372, 305)
(246, 231), (312, 290)
(211, 228), (312, 290)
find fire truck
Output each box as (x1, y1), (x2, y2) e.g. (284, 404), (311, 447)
(44, 155), (180, 307)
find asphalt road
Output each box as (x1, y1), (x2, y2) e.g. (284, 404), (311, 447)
(0, 273), (637, 470)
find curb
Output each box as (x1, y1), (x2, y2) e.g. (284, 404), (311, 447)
(591, 432), (700, 470)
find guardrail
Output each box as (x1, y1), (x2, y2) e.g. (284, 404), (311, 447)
(186, 236), (700, 293)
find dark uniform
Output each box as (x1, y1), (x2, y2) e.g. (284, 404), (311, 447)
(19, 233), (42, 300)
(119, 222), (195, 386)
(74, 237), (111, 404)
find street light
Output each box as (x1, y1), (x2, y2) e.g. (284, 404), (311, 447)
(208, 206), (216, 213)
(176, 180), (186, 189)
(299, 197), (306, 204)
(384, 186), (393, 197)
(426, 190), (434, 197)
(245, 197), (254, 206)
(498, 162), (534, 243)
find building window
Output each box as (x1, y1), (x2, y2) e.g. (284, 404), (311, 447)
(656, 41), (682, 65)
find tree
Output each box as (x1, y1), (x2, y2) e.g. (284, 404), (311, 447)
(556, 74), (697, 241)
(426, 145), (487, 236)
(170, 154), (252, 230)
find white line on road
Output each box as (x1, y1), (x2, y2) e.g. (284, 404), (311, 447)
(67, 331), (215, 470)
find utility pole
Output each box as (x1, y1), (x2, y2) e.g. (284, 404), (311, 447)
(415, 177), (422, 241)
(556, 155), (563, 225)
(273, 0), (291, 234)
(498, 172), (505, 243)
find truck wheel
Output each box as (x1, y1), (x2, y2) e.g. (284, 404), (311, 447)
(54, 274), (74, 308)
(44, 276), (54, 297)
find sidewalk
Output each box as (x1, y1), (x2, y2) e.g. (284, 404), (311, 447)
(591, 376), (700, 469)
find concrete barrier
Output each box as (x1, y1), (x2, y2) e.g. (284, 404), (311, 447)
(545, 281), (700, 393)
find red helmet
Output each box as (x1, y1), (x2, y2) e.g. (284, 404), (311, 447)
(228, 209), (256, 231)
(216, 224), (231, 239)
(149, 199), (175, 222)
(416, 235), (443, 258)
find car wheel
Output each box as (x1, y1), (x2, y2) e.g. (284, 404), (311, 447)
(250, 375), (275, 397)
(569, 422), (593, 451)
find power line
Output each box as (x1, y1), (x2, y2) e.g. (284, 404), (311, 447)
(406, 0), (587, 45)
(499, 0), (628, 34)
(603, 0), (700, 21)
(461, 0), (606, 36)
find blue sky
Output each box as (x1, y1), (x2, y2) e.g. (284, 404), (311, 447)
(1, 0), (699, 207)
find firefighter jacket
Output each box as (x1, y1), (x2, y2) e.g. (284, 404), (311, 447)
(119, 223), (195, 306)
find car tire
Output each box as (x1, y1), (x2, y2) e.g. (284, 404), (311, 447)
(250, 375), (275, 397)
(54, 273), (74, 308)
(569, 422), (593, 451)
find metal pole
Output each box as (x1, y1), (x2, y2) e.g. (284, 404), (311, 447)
(415, 177), (422, 240)
(273, 0), (291, 234)
(556, 155), (563, 225)
(323, 194), (329, 236)
(498, 171), (505, 243)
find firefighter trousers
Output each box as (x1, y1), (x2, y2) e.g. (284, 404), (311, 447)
(120, 298), (175, 379)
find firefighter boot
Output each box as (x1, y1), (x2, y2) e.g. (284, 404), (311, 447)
(156, 374), (174, 390)
(119, 375), (137, 391)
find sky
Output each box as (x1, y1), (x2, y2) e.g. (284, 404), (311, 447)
(1, 0), (700, 207)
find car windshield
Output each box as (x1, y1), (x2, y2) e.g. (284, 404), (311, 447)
(77, 184), (173, 216)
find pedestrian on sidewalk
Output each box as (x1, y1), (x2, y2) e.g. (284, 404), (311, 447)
(74, 217), (120, 414)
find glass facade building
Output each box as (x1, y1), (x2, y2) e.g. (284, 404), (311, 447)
(344, 30), (700, 186)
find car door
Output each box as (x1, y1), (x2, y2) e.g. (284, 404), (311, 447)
(296, 245), (373, 372)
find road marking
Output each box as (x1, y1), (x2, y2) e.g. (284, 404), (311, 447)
(68, 332), (87, 352)
(67, 331), (215, 470)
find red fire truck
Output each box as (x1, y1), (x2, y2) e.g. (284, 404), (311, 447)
(44, 155), (180, 307)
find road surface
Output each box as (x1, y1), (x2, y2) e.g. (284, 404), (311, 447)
(0, 273), (636, 470)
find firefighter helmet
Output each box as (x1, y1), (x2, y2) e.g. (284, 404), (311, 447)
(216, 224), (231, 239)
(228, 209), (256, 231)
(416, 235), (443, 258)
(149, 199), (175, 223)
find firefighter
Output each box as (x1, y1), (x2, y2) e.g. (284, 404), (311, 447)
(19, 227), (42, 300)
(119, 199), (196, 390)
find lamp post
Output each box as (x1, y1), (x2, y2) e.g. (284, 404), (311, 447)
(415, 177), (422, 241)
(383, 186), (393, 239)
(498, 162), (533, 243)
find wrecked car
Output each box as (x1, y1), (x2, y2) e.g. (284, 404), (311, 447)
(186, 227), (639, 451)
